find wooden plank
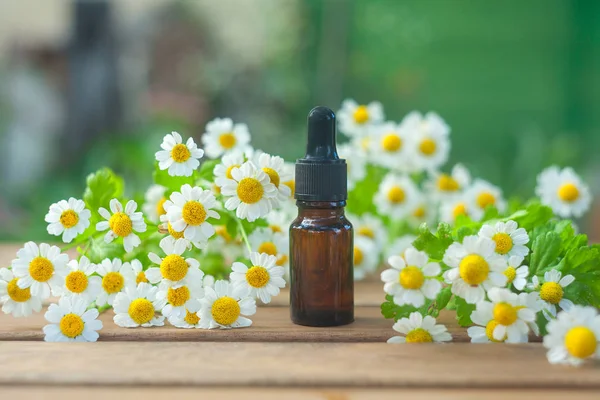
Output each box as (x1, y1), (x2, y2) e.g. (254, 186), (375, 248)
(270, 282), (385, 307)
(0, 342), (597, 388)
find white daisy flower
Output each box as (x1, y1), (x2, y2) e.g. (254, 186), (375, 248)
(44, 197), (91, 243)
(163, 184), (220, 244)
(369, 121), (411, 171)
(407, 196), (436, 228)
(337, 99), (384, 138)
(266, 209), (293, 235)
(199, 280), (256, 329)
(121, 259), (150, 286)
(214, 151), (245, 187)
(156, 282), (204, 320)
(230, 252), (286, 304)
(113, 282), (165, 328)
(388, 312), (452, 343)
(504, 255), (529, 291)
(201, 117), (251, 159)
(96, 199), (147, 253)
(535, 166), (592, 218)
(249, 227), (288, 262)
(407, 122), (450, 172)
(155, 131), (204, 177)
(478, 220), (530, 259)
(43, 296), (102, 342)
(381, 247), (442, 308)
(96, 258), (131, 306)
(168, 300), (203, 328)
(425, 164), (471, 201)
(544, 306), (600, 366)
(465, 179), (507, 221)
(385, 235), (416, 261)
(442, 235), (508, 304)
(351, 213), (387, 251)
(281, 161), (296, 199)
(221, 162), (278, 222)
(203, 274), (216, 289)
(439, 196), (472, 224)
(54, 256), (102, 305)
(400, 111), (450, 137)
(146, 236), (203, 288)
(205, 226), (246, 265)
(257, 152), (292, 205)
(11, 242), (69, 299)
(354, 236), (379, 281)
(373, 173), (419, 220)
(468, 288), (541, 344)
(0, 268), (43, 317)
(142, 184), (167, 223)
(529, 269), (575, 319)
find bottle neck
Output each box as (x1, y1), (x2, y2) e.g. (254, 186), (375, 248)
(296, 200), (346, 218)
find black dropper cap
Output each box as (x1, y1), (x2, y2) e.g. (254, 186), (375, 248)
(295, 106), (347, 202)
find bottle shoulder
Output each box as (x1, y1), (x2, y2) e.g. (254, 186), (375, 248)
(290, 214), (353, 232)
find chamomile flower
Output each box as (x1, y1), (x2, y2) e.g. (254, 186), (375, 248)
(530, 269), (575, 319)
(142, 184), (167, 223)
(11, 242), (69, 299)
(0, 268), (43, 317)
(337, 99), (384, 137)
(337, 143), (367, 191)
(230, 252), (286, 304)
(96, 258), (131, 306)
(468, 288), (541, 344)
(43, 296), (102, 342)
(443, 235), (508, 304)
(535, 166), (592, 218)
(202, 117), (251, 158)
(544, 306), (600, 366)
(54, 256), (102, 305)
(440, 197), (472, 224)
(44, 197), (91, 243)
(351, 213), (387, 250)
(96, 199), (147, 253)
(113, 283), (165, 328)
(388, 312), (452, 343)
(478, 220), (530, 259)
(146, 236), (203, 287)
(121, 259), (150, 286)
(407, 197), (435, 228)
(465, 179), (507, 221)
(221, 162), (278, 222)
(257, 153), (292, 205)
(426, 164), (471, 200)
(164, 184), (220, 244)
(406, 116), (450, 172)
(354, 236), (379, 281)
(168, 300), (203, 328)
(249, 227), (289, 266)
(266, 209), (293, 235)
(381, 247), (442, 308)
(400, 111), (451, 137)
(155, 131), (204, 177)
(156, 282), (204, 320)
(199, 280), (256, 329)
(504, 256), (529, 291)
(281, 162), (296, 199)
(214, 151), (245, 187)
(385, 235), (416, 261)
(370, 122), (411, 171)
(373, 173), (419, 220)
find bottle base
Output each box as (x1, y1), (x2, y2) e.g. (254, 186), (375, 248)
(291, 309), (354, 327)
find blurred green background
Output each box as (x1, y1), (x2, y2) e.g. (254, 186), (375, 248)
(0, 0), (599, 241)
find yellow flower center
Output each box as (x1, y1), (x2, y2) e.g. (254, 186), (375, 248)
(109, 212), (133, 237)
(493, 303), (519, 326)
(387, 186), (405, 204)
(358, 227), (375, 239)
(485, 320), (506, 342)
(226, 164), (240, 179)
(381, 133), (402, 152)
(160, 254), (189, 282)
(65, 271), (89, 294)
(504, 267), (517, 284)
(167, 286), (190, 307)
(540, 282), (563, 304)
(399, 266), (425, 289)
(419, 138), (437, 155)
(60, 210), (79, 228)
(136, 271), (148, 284)
(405, 328), (433, 343)
(156, 198), (167, 217)
(211, 296), (241, 325)
(437, 174), (459, 192)
(168, 222), (185, 239)
(128, 298), (155, 325)
(246, 266), (270, 288)
(59, 313), (85, 338)
(476, 192), (496, 209)
(353, 105), (369, 124)
(453, 203), (468, 219)
(413, 206), (426, 219)
(213, 184), (221, 194)
(182, 201), (207, 226)
(565, 326), (597, 359)
(262, 167), (280, 188)
(219, 132), (237, 149)
(184, 309), (200, 325)
(237, 178), (264, 204)
(276, 254), (288, 266)
(459, 254), (489, 285)
(171, 143), (191, 163)
(29, 257), (54, 282)
(258, 241), (278, 256)
(102, 272), (124, 294)
(284, 180), (295, 197)
(216, 226), (233, 242)
(557, 183), (580, 203)
(492, 233), (513, 255)
(7, 278), (31, 302)
(270, 224), (282, 233)
(354, 247), (364, 266)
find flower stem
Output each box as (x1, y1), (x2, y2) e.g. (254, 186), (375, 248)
(236, 218), (252, 255)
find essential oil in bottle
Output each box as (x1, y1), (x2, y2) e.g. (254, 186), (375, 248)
(289, 106), (354, 327)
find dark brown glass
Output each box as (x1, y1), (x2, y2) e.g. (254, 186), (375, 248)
(290, 200), (354, 326)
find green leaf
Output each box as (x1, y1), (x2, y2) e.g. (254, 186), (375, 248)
(199, 252), (229, 279)
(412, 223), (453, 260)
(153, 163), (195, 194)
(456, 226), (475, 242)
(480, 205), (500, 222)
(510, 202), (553, 232)
(455, 296), (476, 327)
(198, 159), (220, 182)
(536, 312), (549, 336)
(529, 231), (562, 276)
(86, 236), (125, 264)
(83, 168), (124, 211)
(347, 164), (387, 216)
(429, 287), (452, 317)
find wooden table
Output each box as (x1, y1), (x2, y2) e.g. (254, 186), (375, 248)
(0, 244), (598, 399)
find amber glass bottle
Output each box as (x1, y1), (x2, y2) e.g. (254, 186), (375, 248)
(290, 106), (354, 327)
